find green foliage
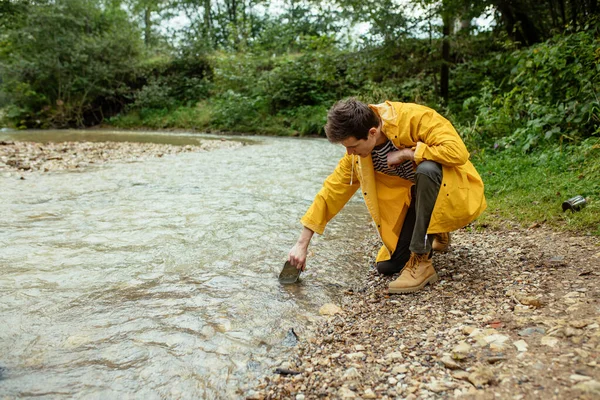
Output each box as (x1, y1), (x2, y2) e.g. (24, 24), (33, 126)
(210, 91), (263, 131)
(461, 30), (600, 152)
(129, 52), (213, 111)
(109, 103), (211, 130)
(0, 0), (143, 128)
(282, 105), (328, 136)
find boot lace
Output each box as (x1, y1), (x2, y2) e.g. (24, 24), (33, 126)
(406, 253), (419, 278)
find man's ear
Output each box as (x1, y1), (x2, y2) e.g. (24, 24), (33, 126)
(368, 127), (378, 137)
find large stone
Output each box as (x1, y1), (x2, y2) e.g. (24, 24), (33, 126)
(319, 303), (343, 316)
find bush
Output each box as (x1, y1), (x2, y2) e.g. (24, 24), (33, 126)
(0, 0), (143, 128)
(462, 30), (600, 152)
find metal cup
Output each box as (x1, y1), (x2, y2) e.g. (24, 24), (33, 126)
(562, 195), (587, 212)
(278, 261), (301, 284)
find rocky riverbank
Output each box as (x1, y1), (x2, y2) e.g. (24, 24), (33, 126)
(0, 139), (242, 174)
(252, 226), (600, 399)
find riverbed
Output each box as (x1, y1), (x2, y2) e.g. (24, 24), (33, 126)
(0, 130), (374, 399)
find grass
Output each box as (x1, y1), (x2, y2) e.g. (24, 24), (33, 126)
(108, 102), (326, 136)
(472, 139), (600, 236)
(109, 103), (212, 130)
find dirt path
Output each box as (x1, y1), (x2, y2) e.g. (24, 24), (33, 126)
(251, 226), (600, 399)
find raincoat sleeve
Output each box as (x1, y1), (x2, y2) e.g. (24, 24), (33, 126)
(300, 155), (360, 235)
(411, 110), (469, 167)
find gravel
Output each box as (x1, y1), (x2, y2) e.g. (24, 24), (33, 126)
(253, 226), (600, 399)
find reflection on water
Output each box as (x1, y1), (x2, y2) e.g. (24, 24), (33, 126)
(0, 131), (373, 398)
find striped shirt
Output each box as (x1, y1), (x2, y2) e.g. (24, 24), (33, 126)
(371, 140), (416, 182)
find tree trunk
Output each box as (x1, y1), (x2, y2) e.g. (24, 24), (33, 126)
(204, 0), (212, 45)
(548, 0), (558, 29)
(441, 13), (450, 103)
(558, 0), (567, 26)
(144, 7), (151, 47)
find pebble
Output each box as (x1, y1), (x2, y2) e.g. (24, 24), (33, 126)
(342, 367), (361, 380)
(386, 352), (403, 360)
(363, 388), (377, 399)
(570, 320), (591, 328)
(391, 365), (408, 374)
(513, 340), (529, 352)
(440, 356), (462, 370)
(518, 327), (546, 336)
(0, 140), (241, 173)
(516, 295), (544, 308)
(484, 334), (509, 345)
(541, 336), (559, 348)
(338, 387), (357, 398)
(452, 342), (471, 359)
(254, 228), (600, 399)
(570, 374), (592, 382)
(468, 367), (495, 388)
(573, 380), (600, 394)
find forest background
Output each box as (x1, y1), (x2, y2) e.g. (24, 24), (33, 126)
(0, 0), (599, 234)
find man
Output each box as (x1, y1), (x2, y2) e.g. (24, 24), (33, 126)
(287, 99), (486, 293)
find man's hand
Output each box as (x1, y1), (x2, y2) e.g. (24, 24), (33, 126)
(288, 242), (308, 271)
(288, 226), (314, 271)
(387, 148), (415, 167)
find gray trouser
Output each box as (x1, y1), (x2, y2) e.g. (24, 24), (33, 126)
(376, 161), (443, 276)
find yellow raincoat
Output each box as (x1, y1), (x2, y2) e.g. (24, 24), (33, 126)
(301, 101), (487, 262)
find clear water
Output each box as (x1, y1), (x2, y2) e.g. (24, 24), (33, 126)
(0, 131), (373, 399)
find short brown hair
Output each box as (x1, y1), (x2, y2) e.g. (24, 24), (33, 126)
(324, 98), (379, 143)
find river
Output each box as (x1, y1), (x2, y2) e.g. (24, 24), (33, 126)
(0, 130), (374, 399)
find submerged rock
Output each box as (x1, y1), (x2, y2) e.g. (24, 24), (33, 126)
(282, 328), (299, 347)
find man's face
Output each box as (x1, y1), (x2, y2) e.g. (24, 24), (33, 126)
(341, 130), (377, 158)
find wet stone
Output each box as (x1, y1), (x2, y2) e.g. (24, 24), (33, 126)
(518, 327), (546, 336)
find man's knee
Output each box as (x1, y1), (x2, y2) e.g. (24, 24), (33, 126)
(415, 161), (442, 183)
(376, 260), (401, 275)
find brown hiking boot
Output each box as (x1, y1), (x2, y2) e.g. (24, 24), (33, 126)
(388, 253), (438, 294)
(432, 232), (451, 252)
